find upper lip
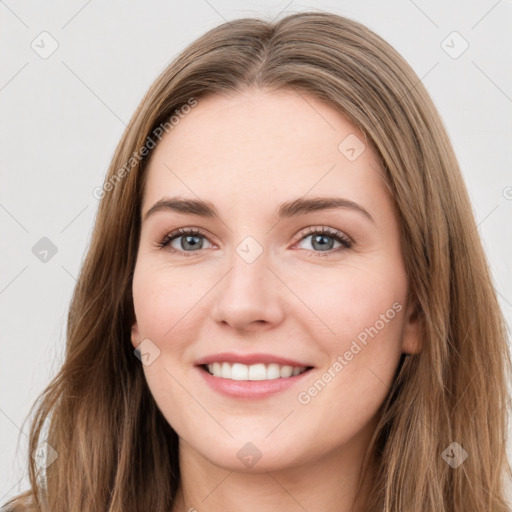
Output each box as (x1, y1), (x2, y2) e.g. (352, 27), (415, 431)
(194, 352), (314, 367)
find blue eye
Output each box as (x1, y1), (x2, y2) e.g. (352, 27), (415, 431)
(156, 228), (212, 255)
(296, 226), (353, 254)
(156, 226), (352, 256)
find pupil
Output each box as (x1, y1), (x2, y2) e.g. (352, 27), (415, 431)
(183, 235), (202, 250)
(312, 234), (333, 251)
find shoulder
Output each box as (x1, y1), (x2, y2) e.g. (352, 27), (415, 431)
(1, 490), (36, 512)
(0, 499), (32, 512)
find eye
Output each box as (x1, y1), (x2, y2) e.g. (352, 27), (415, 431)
(155, 226), (353, 257)
(155, 227), (213, 255)
(294, 226), (353, 256)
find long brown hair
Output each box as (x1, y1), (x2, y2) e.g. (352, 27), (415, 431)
(4, 11), (511, 512)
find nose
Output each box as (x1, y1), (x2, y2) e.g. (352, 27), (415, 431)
(210, 249), (285, 333)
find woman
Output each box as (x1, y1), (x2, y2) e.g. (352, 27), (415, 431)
(3, 11), (511, 512)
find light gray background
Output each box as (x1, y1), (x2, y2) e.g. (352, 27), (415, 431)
(1, 0), (511, 504)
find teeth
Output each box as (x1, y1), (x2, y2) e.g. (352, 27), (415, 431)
(231, 363), (248, 380)
(205, 362), (308, 380)
(248, 363), (266, 380)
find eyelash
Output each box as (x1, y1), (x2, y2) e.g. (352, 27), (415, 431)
(155, 226), (353, 257)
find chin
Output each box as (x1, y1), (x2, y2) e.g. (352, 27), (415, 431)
(181, 431), (315, 474)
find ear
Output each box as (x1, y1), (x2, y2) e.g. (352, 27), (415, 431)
(400, 300), (422, 355)
(130, 320), (140, 349)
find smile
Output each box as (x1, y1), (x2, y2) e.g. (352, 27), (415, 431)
(203, 362), (311, 380)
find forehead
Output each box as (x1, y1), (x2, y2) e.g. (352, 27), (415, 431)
(141, 88), (388, 219)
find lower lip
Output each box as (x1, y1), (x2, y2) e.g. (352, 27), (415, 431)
(196, 366), (313, 399)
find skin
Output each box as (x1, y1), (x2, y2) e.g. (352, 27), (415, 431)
(130, 87), (421, 512)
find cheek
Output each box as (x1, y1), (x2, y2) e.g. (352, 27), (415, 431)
(293, 263), (406, 418)
(132, 265), (205, 430)
(132, 263), (203, 344)
(294, 260), (407, 346)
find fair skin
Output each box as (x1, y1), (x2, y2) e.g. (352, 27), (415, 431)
(130, 88), (421, 512)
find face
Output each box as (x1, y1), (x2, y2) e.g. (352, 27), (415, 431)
(130, 88), (421, 472)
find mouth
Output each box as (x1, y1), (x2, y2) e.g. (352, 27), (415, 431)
(194, 352), (315, 398)
(200, 362), (314, 381)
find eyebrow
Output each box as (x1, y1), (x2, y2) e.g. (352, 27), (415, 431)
(142, 196), (374, 223)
